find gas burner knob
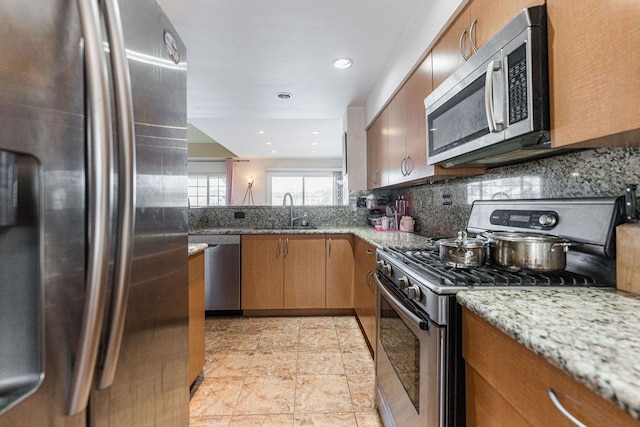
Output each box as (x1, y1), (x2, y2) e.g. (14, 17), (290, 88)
(397, 276), (409, 291)
(407, 285), (421, 301)
(377, 261), (392, 276)
(538, 213), (558, 227)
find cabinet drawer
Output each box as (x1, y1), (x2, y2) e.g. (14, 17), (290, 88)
(462, 308), (639, 427)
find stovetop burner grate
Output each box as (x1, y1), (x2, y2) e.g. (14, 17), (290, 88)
(383, 246), (597, 288)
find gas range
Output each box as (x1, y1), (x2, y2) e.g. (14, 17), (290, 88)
(375, 197), (624, 325)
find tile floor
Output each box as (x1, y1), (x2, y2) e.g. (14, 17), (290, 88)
(190, 316), (384, 427)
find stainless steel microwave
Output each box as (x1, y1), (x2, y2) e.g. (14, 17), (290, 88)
(425, 6), (556, 168)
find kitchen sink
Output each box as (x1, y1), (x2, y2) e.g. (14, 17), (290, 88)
(254, 225), (318, 230)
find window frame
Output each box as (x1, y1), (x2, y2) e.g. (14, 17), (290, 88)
(266, 169), (343, 206)
(187, 173), (227, 207)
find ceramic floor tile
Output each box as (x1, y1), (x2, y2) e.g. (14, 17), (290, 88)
(337, 328), (368, 350)
(299, 316), (335, 330)
(355, 411), (385, 427)
(205, 317), (235, 331)
(297, 350), (345, 375)
(211, 332), (261, 352)
(346, 374), (377, 411)
(190, 376), (244, 416)
(295, 374), (353, 414)
(293, 412), (358, 426)
(333, 316), (359, 329)
(264, 317), (301, 330)
(250, 350), (298, 376)
(298, 329), (340, 351)
(341, 348), (375, 375)
(189, 415), (232, 427)
(204, 351), (254, 377)
(258, 328), (300, 350)
(229, 414), (294, 426)
(234, 375), (296, 415)
(226, 317), (267, 333)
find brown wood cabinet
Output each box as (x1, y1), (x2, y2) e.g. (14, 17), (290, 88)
(353, 237), (377, 353)
(547, 0), (640, 148)
(283, 235), (326, 309)
(242, 234), (326, 310)
(325, 234), (354, 309)
(432, 9), (471, 89)
(463, 308), (640, 426)
(188, 252), (205, 385)
(241, 235), (284, 309)
(366, 110), (388, 189)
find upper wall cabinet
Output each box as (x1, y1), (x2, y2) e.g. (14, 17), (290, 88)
(432, 0), (545, 88)
(547, 0), (640, 148)
(366, 110), (388, 189)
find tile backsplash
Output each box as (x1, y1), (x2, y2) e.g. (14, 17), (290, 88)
(189, 147), (640, 235)
(376, 147), (640, 237)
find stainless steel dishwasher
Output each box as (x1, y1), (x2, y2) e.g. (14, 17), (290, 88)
(188, 235), (241, 313)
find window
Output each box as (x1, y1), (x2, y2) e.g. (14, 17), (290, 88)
(466, 177), (542, 204)
(188, 174), (226, 207)
(268, 171), (343, 205)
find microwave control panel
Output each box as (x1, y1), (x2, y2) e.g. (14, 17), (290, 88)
(507, 44), (528, 124)
(490, 209), (558, 230)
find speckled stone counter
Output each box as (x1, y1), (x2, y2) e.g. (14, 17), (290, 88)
(457, 289), (640, 418)
(188, 243), (207, 256)
(189, 226), (434, 249)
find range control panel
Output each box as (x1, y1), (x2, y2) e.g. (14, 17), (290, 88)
(489, 209), (559, 230)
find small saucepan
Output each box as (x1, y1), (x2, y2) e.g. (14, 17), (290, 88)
(438, 231), (487, 268)
(483, 231), (571, 272)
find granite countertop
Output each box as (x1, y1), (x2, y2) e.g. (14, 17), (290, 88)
(188, 243), (208, 256)
(457, 289), (640, 419)
(189, 226), (434, 249)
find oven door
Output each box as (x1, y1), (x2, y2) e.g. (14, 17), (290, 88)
(375, 273), (446, 427)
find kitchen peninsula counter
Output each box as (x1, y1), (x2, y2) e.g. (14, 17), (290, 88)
(189, 226), (434, 249)
(457, 288), (640, 419)
(188, 243), (208, 256)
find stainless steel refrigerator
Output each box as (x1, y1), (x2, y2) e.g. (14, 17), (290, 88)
(0, 0), (189, 425)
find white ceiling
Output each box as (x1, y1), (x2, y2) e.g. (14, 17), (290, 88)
(156, 0), (428, 159)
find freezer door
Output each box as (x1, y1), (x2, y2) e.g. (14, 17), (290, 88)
(0, 1), (87, 426)
(89, 1), (190, 426)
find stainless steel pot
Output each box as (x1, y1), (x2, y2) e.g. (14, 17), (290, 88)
(439, 231), (487, 268)
(484, 231), (571, 272)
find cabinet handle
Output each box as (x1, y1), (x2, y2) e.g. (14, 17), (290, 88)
(277, 238), (282, 258)
(365, 270), (373, 291)
(405, 155), (413, 176)
(328, 238), (332, 257)
(400, 156), (407, 176)
(374, 170), (379, 185)
(366, 249), (375, 255)
(469, 18), (479, 53)
(459, 28), (469, 61)
(547, 388), (587, 427)
(285, 237), (289, 257)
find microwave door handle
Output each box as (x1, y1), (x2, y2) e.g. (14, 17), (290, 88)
(484, 60), (504, 132)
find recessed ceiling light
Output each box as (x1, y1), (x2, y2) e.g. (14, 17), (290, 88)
(266, 142), (272, 145)
(311, 142), (318, 146)
(311, 131), (320, 135)
(276, 92), (292, 100)
(311, 150), (317, 154)
(257, 130), (265, 134)
(271, 150), (276, 153)
(332, 58), (353, 69)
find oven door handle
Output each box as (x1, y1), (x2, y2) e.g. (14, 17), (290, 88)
(375, 273), (429, 331)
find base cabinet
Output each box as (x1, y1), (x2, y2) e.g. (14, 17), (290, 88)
(462, 308), (640, 426)
(354, 237), (377, 353)
(188, 252), (205, 385)
(242, 234), (327, 310)
(326, 235), (354, 309)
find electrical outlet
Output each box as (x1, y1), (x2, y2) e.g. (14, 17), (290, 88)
(234, 211), (246, 219)
(442, 194), (453, 205)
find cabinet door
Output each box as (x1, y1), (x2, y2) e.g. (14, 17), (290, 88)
(283, 235), (326, 309)
(366, 110), (388, 189)
(467, 0), (544, 53)
(387, 89), (408, 186)
(354, 238), (377, 351)
(548, 0), (640, 148)
(404, 54), (433, 180)
(326, 234), (354, 309)
(432, 9), (470, 89)
(241, 235), (284, 309)
(188, 252), (205, 384)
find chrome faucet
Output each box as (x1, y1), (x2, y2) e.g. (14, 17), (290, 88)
(282, 192), (302, 227)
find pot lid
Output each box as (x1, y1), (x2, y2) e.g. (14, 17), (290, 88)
(486, 231), (569, 243)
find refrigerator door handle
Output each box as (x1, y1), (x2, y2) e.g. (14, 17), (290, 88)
(69, 0), (113, 416)
(98, 0), (137, 391)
